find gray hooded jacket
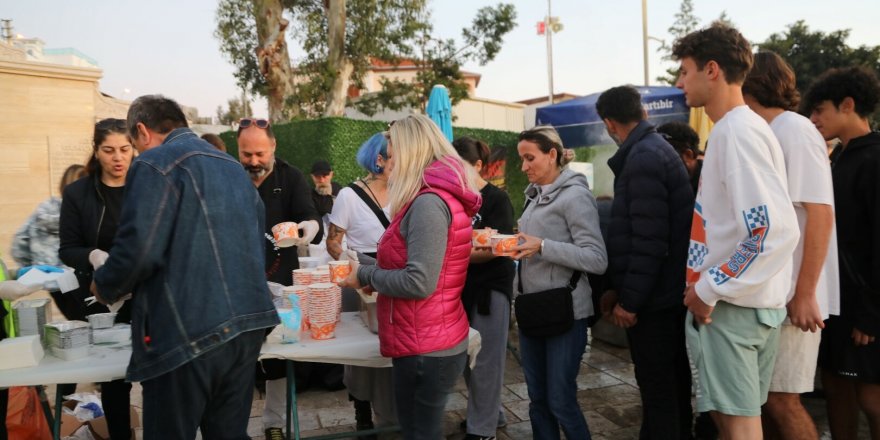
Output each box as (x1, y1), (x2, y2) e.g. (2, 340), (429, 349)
(515, 168), (608, 320)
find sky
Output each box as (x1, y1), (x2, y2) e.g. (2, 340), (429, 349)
(4, 0), (879, 120)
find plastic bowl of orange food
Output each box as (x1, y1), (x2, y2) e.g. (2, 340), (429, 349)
(472, 228), (497, 248)
(490, 234), (518, 257)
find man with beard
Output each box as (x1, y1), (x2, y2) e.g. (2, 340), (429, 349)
(236, 118), (336, 440)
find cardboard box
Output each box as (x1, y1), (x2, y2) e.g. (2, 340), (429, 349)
(59, 400), (139, 440)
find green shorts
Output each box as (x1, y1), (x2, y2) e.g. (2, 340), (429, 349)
(685, 301), (785, 416)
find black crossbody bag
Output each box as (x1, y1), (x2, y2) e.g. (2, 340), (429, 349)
(515, 263), (581, 337)
(513, 198), (581, 337)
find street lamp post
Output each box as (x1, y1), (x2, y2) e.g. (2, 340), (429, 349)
(641, 0), (665, 86)
(546, 0), (554, 104)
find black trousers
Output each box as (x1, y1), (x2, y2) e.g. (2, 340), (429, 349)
(141, 329), (264, 440)
(101, 379), (132, 439)
(626, 306), (693, 440)
(0, 388), (7, 440)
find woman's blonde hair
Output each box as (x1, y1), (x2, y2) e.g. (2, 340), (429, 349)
(387, 115), (477, 216)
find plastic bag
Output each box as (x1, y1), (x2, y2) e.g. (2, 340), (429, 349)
(6, 386), (51, 440)
(278, 295), (302, 344)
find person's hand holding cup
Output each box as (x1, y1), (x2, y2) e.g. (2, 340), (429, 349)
(337, 259), (362, 290)
(272, 222), (300, 248)
(329, 260), (352, 284)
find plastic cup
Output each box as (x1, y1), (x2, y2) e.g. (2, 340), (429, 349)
(490, 234), (518, 257)
(292, 269), (314, 286)
(472, 228), (496, 248)
(329, 261), (351, 283)
(311, 270), (331, 284)
(309, 322), (336, 340)
(272, 222), (300, 248)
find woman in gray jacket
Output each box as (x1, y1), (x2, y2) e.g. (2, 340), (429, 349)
(512, 125), (608, 440)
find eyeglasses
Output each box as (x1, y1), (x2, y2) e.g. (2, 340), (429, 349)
(239, 118), (270, 129)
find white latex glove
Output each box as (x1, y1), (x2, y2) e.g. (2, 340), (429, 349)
(0, 280), (42, 301)
(296, 220), (319, 246)
(89, 249), (110, 270)
(342, 249), (360, 263)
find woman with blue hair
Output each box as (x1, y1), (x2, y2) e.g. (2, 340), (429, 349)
(327, 132), (395, 437)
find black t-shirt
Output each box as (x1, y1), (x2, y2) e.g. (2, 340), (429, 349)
(97, 183), (125, 251)
(311, 181), (342, 217)
(463, 183), (516, 310)
(258, 159), (322, 285)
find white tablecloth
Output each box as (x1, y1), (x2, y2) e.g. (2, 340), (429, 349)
(0, 312), (481, 388)
(260, 312), (391, 368)
(0, 343), (130, 387)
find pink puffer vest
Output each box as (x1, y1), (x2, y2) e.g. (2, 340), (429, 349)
(375, 160), (480, 358)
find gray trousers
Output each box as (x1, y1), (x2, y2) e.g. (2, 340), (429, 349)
(464, 290), (510, 436)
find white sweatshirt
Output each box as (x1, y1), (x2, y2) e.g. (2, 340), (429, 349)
(686, 106), (800, 309)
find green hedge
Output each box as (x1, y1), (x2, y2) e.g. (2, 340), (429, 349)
(221, 117), (523, 194)
(220, 118), (618, 218)
(221, 118), (387, 185)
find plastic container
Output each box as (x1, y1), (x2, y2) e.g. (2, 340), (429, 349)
(358, 292), (379, 334)
(44, 321), (91, 350)
(472, 228), (497, 248)
(298, 257), (321, 269)
(13, 298), (51, 339)
(87, 313), (117, 329)
(490, 234), (518, 257)
(92, 324), (131, 345)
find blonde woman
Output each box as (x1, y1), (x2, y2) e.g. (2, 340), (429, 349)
(340, 115), (481, 439)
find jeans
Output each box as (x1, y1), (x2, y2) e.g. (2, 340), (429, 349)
(519, 318), (590, 440)
(141, 329), (263, 440)
(393, 351), (467, 440)
(626, 306), (692, 439)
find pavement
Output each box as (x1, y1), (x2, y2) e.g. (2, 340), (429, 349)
(240, 326), (860, 439)
(48, 323), (867, 439)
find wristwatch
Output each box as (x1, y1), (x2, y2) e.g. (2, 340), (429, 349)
(540, 239), (545, 255)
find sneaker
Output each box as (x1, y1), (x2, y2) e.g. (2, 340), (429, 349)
(460, 416), (507, 432)
(264, 427), (284, 440)
(464, 435), (496, 440)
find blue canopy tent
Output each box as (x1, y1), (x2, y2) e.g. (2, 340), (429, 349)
(535, 86), (690, 147)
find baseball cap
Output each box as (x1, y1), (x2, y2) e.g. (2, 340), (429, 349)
(311, 160), (332, 176)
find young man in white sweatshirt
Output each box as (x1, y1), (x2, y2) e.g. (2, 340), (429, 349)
(673, 24), (800, 440)
(743, 51), (839, 440)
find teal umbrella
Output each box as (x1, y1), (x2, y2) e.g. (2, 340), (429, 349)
(426, 84), (454, 141)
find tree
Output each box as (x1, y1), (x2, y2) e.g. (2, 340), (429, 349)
(760, 21), (880, 94)
(760, 21), (880, 127)
(655, 1), (737, 85)
(354, 4), (517, 116)
(655, 0), (699, 85)
(286, 0), (431, 117)
(216, 93), (254, 125)
(216, 0), (297, 122)
(216, 1), (516, 119)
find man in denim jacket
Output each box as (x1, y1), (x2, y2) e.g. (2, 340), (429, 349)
(92, 95), (279, 439)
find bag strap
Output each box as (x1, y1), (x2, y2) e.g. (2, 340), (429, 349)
(348, 183), (390, 229)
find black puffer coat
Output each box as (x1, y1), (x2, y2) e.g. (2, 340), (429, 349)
(606, 121), (694, 313)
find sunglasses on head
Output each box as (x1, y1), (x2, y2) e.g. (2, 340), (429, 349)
(239, 118), (270, 129)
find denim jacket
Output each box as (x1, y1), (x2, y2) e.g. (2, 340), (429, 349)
(94, 128), (279, 382)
